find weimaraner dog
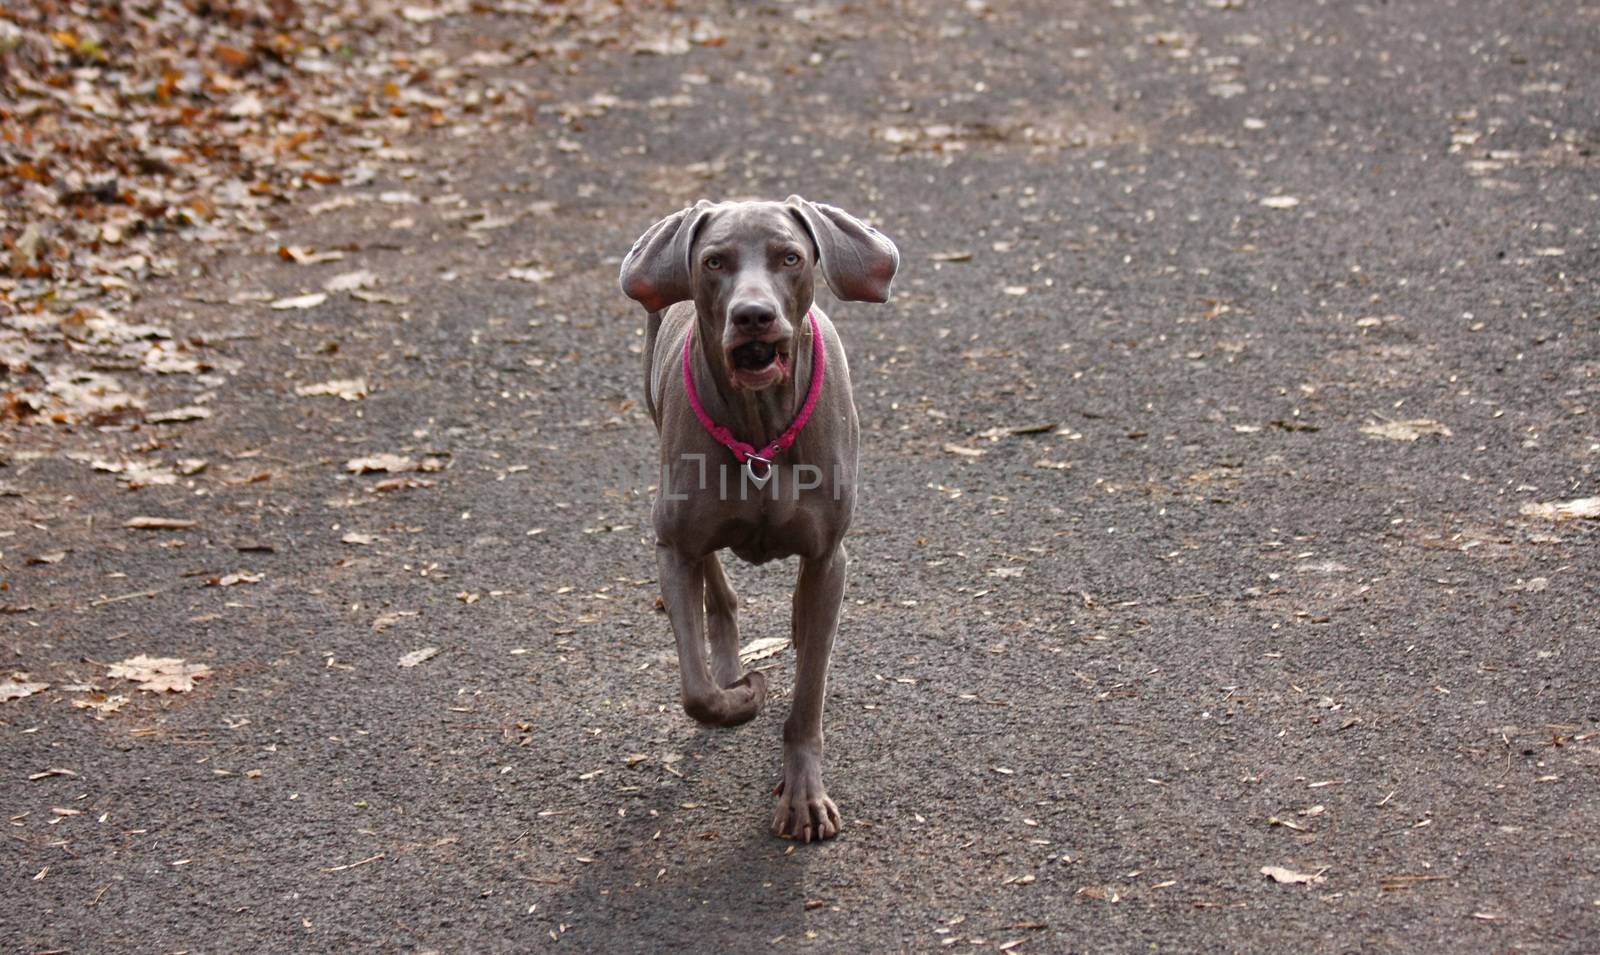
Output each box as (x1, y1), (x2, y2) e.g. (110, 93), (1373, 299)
(619, 197), (899, 841)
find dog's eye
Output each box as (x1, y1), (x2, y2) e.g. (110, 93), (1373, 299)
(704, 255), (722, 271)
(782, 252), (801, 267)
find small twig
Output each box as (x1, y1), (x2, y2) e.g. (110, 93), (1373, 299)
(321, 852), (385, 873)
(88, 589), (162, 608)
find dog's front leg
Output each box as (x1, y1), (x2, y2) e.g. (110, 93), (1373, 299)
(657, 543), (767, 727)
(772, 544), (847, 842)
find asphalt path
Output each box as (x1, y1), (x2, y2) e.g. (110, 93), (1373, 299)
(4, 1), (1597, 951)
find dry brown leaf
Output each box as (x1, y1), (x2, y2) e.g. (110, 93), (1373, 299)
(1076, 885), (1120, 903)
(507, 266), (554, 283)
(270, 292), (328, 310)
(211, 571), (262, 587)
(350, 290), (412, 305)
(296, 378), (369, 400)
(1260, 865), (1326, 886)
(346, 453), (416, 474)
(107, 655), (211, 693)
(2, 675), (50, 703)
(371, 611), (418, 632)
(146, 406), (212, 423)
(398, 647), (439, 668)
(1360, 419), (1451, 442)
(323, 270), (378, 293)
(124, 516), (197, 530)
(72, 693), (128, 715)
(739, 637), (791, 664)
(1519, 497), (1600, 521)
(370, 476), (435, 492)
(279, 246), (344, 265)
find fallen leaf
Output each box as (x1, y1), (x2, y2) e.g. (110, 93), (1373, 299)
(26, 552), (67, 565)
(146, 406), (212, 423)
(1261, 865), (1326, 886)
(398, 647), (439, 668)
(371, 476), (434, 492)
(1519, 497), (1600, 521)
(943, 443), (986, 458)
(211, 571), (262, 587)
(118, 461), (179, 488)
(107, 655), (211, 693)
(1, 675), (50, 703)
(297, 378), (369, 400)
(346, 453), (417, 474)
(1360, 419), (1452, 442)
(341, 532), (376, 545)
(371, 611), (419, 632)
(739, 637), (791, 664)
(226, 92), (265, 117)
(278, 246), (344, 265)
(507, 267), (554, 283)
(323, 270), (378, 293)
(124, 516), (197, 530)
(72, 693), (128, 714)
(270, 293), (328, 310)
(350, 290), (412, 305)
(1076, 885), (1120, 903)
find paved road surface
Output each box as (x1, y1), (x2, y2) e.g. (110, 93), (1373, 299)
(4, 1), (1597, 951)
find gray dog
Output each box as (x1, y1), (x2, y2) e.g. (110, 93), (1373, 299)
(619, 197), (899, 841)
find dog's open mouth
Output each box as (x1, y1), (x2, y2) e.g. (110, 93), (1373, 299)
(728, 339), (789, 386)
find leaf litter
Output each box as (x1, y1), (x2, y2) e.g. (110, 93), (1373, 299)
(4, 0), (714, 431)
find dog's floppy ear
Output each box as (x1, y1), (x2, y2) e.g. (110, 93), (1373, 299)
(619, 201), (715, 312)
(784, 196), (900, 303)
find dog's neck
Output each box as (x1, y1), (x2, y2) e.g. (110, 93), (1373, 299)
(691, 311), (816, 452)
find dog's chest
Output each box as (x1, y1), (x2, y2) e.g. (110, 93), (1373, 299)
(699, 481), (852, 565)
(725, 506), (819, 565)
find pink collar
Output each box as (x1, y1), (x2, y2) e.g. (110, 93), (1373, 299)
(683, 309), (825, 486)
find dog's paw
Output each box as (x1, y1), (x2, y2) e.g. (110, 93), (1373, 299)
(771, 758), (840, 843)
(682, 669), (767, 727)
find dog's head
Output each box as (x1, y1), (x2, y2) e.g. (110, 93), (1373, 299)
(620, 197), (899, 391)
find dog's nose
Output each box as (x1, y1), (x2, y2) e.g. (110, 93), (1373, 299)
(730, 303), (777, 335)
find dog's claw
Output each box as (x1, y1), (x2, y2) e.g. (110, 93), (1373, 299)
(771, 757), (840, 842)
